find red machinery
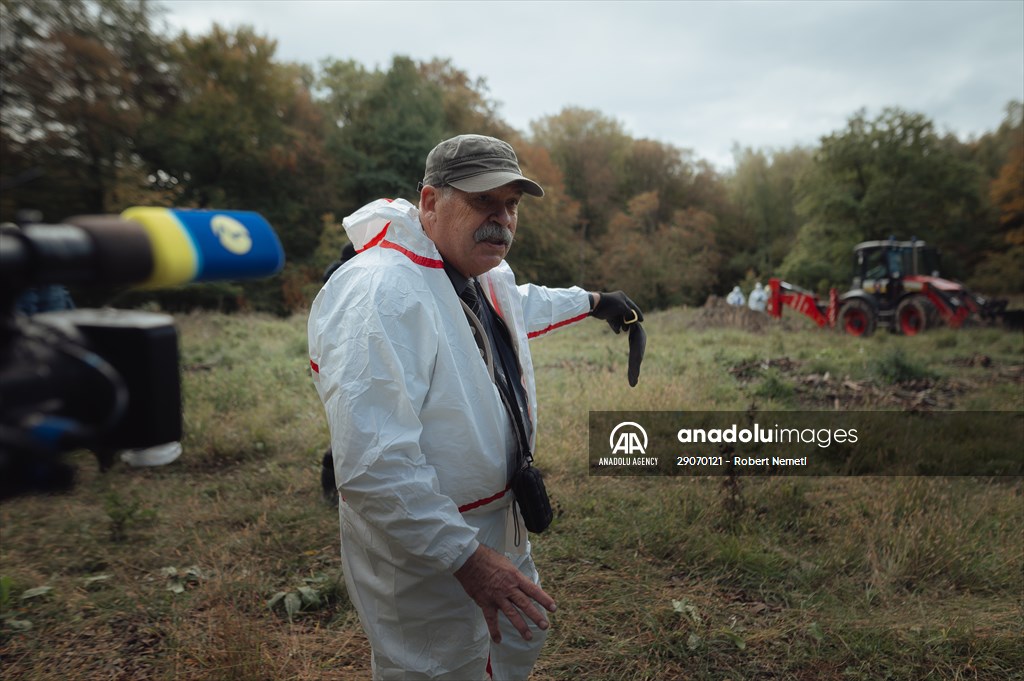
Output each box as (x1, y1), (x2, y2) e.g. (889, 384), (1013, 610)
(766, 279), (837, 329)
(767, 238), (1008, 337)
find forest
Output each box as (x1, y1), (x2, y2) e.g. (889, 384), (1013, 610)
(2, 4), (1022, 679)
(2, 0), (1022, 314)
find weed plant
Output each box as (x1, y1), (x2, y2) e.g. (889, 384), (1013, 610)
(869, 346), (937, 384)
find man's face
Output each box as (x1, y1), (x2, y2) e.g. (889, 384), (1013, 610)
(420, 183), (523, 278)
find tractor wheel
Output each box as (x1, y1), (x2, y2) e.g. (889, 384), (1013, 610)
(838, 299), (876, 337)
(896, 296), (936, 336)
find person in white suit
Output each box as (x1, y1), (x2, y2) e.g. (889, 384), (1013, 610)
(308, 135), (643, 680)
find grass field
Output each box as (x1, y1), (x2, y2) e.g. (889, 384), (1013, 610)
(1, 307), (1022, 680)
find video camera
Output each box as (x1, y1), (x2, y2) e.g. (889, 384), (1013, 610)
(0, 207), (285, 500)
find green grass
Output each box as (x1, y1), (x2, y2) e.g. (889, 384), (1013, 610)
(1, 308), (1021, 680)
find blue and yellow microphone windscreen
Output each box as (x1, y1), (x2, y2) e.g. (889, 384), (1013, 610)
(121, 207), (285, 287)
(120, 207), (198, 287)
(172, 210), (285, 281)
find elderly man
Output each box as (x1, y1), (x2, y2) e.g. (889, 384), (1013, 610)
(308, 134), (643, 680)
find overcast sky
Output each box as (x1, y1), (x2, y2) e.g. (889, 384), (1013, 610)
(158, 0), (1024, 170)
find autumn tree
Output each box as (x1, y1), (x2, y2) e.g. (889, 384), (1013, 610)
(314, 57), (586, 287)
(619, 139), (693, 221)
(418, 58), (512, 140)
(506, 141), (580, 287)
(0, 0), (176, 221)
(530, 107), (632, 237)
(968, 101), (1023, 181)
(971, 117), (1024, 292)
(598, 192), (720, 309)
(960, 101), (1023, 294)
(138, 25), (329, 258)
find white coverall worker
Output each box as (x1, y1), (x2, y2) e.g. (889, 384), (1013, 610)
(308, 198), (591, 680)
(748, 282), (768, 312)
(726, 285), (746, 306)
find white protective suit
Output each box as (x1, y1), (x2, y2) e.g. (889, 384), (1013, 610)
(748, 282), (768, 312)
(308, 198), (591, 680)
(726, 285), (746, 306)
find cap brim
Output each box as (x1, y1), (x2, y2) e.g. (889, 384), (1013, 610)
(448, 171), (544, 197)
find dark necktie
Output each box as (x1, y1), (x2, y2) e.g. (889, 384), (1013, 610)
(460, 279), (484, 318)
(460, 280), (488, 361)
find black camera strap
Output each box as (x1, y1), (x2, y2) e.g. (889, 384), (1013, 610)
(458, 279), (552, 536)
(459, 279), (532, 469)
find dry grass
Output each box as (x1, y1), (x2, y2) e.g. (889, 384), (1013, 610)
(1, 308), (1022, 680)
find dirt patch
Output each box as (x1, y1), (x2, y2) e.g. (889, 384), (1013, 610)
(689, 295), (810, 333)
(729, 357), (971, 410)
(729, 357), (803, 380)
(949, 355), (1024, 383)
(792, 373), (968, 410)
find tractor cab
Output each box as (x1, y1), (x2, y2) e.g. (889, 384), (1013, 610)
(852, 237), (940, 291)
(851, 237), (943, 313)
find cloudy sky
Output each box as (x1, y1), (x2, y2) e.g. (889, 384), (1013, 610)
(159, 0), (1024, 169)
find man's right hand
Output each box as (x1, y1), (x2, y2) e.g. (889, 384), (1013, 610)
(454, 544), (557, 643)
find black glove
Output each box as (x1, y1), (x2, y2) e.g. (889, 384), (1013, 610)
(591, 291), (644, 333)
(591, 291), (646, 387)
(627, 322), (646, 388)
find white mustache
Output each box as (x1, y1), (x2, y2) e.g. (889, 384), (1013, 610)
(474, 222), (514, 247)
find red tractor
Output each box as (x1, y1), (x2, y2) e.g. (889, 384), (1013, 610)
(767, 238), (1009, 337)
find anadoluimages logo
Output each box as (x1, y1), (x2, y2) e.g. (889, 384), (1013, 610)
(609, 421), (648, 455)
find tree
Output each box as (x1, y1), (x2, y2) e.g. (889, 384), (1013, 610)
(316, 58), (380, 133)
(139, 25), (329, 258)
(782, 108), (985, 288)
(619, 139), (695, 222)
(321, 56), (444, 208)
(971, 132), (1024, 293)
(598, 192), (720, 309)
(418, 58), (512, 140)
(505, 141), (580, 287)
(0, 0), (176, 221)
(530, 108), (632, 237)
(775, 219), (861, 295)
(966, 101), (1023, 293)
(968, 101), (1023, 181)
(725, 145), (812, 282)
(989, 144), (1024, 244)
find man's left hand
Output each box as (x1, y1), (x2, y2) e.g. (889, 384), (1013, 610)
(590, 291), (646, 387)
(590, 291), (644, 333)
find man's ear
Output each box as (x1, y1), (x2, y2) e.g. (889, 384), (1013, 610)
(419, 185), (439, 232)
(421, 185), (439, 210)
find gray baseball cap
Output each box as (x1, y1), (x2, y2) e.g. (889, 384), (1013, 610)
(420, 134), (544, 197)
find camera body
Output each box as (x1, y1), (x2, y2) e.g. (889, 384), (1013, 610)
(0, 308), (180, 499)
(0, 207), (284, 499)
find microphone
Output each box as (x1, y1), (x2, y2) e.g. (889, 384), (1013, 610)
(0, 208), (283, 486)
(120, 207), (285, 287)
(0, 208), (285, 290)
